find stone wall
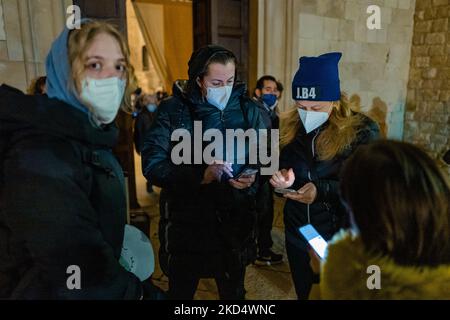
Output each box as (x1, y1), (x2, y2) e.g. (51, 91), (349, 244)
(0, 0), (71, 92)
(0, 0), (162, 94)
(404, 0), (450, 175)
(258, 0), (416, 140)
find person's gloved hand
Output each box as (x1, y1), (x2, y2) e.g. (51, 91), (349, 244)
(141, 279), (167, 300)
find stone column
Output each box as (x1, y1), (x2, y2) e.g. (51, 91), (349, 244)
(404, 0), (450, 175)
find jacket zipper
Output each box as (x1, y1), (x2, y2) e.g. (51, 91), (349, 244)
(307, 130), (320, 224)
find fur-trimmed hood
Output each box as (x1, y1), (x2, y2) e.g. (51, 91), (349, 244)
(320, 231), (450, 300)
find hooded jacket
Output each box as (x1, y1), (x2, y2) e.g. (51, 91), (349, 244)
(0, 21), (143, 299)
(142, 46), (268, 277)
(319, 231), (450, 300)
(0, 85), (143, 299)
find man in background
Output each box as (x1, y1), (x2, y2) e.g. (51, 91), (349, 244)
(253, 75), (284, 265)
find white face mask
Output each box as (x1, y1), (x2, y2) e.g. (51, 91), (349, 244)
(206, 85), (233, 111)
(298, 108), (329, 134)
(81, 77), (126, 124)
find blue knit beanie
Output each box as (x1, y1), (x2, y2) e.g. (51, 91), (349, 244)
(292, 52), (342, 101)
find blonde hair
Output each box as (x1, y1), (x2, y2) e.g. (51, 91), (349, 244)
(280, 93), (367, 161)
(67, 20), (137, 112)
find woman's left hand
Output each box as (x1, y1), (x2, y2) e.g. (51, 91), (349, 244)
(308, 247), (321, 275)
(284, 182), (317, 204)
(229, 174), (256, 190)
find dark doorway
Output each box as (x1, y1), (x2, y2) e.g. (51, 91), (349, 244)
(193, 0), (251, 87)
(73, 0), (127, 32)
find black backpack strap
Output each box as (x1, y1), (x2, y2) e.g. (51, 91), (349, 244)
(173, 93), (252, 130)
(171, 95), (197, 133)
(239, 96), (252, 130)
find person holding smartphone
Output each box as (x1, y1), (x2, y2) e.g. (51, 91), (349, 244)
(309, 140), (450, 299)
(142, 45), (267, 300)
(270, 52), (380, 299)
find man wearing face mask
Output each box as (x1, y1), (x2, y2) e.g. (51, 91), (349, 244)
(252, 76), (284, 266)
(142, 45), (268, 300)
(270, 52), (380, 300)
(253, 75), (283, 130)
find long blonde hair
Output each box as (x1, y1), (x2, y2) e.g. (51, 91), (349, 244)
(67, 20), (137, 112)
(280, 93), (367, 161)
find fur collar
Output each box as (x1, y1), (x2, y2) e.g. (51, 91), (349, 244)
(320, 231), (450, 300)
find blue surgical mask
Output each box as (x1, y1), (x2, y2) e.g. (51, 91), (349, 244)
(146, 103), (157, 113)
(261, 94), (277, 108)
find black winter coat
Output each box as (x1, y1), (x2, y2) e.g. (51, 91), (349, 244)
(281, 114), (380, 251)
(254, 99), (279, 130)
(0, 85), (143, 299)
(142, 81), (268, 277)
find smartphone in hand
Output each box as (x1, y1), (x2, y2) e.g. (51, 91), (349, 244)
(274, 188), (298, 195)
(299, 224), (328, 259)
(235, 168), (259, 179)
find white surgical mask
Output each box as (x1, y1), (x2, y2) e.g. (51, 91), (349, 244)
(298, 108), (329, 133)
(206, 85), (233, 111)
(81, 77), (126, 124)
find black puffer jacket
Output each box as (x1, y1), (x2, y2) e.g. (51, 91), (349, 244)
(142, 80), (267, 278)
(0, 85), (143, 299)
(281, 114), (380, 251)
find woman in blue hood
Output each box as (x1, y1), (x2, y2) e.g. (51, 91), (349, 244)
(0, 20), (161, 299)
